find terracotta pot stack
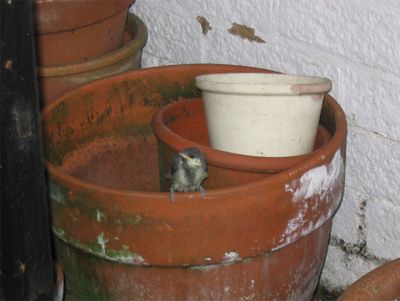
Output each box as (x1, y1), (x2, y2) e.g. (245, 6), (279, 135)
(41, 64), (347, 300)
(152, 99), (332, 188)
(34, 0), (147, 105)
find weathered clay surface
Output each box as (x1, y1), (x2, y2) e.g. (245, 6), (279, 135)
(34, 0), (133, 66)
(38, 14), (147, 105)
(42, 64), (347, 300)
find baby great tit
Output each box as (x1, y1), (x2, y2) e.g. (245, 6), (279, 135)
(169, 147), (208, 202)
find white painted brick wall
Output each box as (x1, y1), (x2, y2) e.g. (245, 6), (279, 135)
(321, 244), (380, 293)
(330, 186), (361, 245)
(365, 199), (400, 258)
(130, 0), (400, 293)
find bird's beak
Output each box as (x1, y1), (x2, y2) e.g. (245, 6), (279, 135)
(178, 152), (189, 160)
(179, 152), (201, 167)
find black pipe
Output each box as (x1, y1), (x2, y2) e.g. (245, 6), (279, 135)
(0, 0), (55, 299)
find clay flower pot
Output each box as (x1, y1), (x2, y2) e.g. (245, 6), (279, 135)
(338, 259), (400, 301)
(38, 13), (147, 105)
(152, 98), (332, 189)
(195, 73), (332, 157)
(41, 64), (347, 300)
(34, 0), (134, 66)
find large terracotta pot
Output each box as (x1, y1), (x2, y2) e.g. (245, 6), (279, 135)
(338, 259), (400, 301)
(34, 0), (134, 66)
(41, 64), (347, 300)
(38, 13), (147, 106)
(152, 98), (332, 189)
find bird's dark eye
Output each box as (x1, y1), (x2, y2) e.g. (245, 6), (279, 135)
(189, 154), (194, 159)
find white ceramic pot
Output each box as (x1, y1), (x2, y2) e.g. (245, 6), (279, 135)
(195, 73), (332, 157)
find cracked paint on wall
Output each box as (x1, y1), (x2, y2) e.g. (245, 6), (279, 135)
(196, 16), (212, 36)
(228, 23), (265, 43)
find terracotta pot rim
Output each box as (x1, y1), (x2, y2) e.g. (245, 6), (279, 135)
(42, 64), (347, 201)
(35, 0), (133, 34)
(338, 258), (400, 301)
(151, 98), (331, 173)
(195, 73), (332, 95)
(37, 13), (147, 77)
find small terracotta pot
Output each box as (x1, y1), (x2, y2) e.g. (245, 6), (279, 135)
(34, 0), (134, 66)
(152, 98), (332, 189)
(38, 13), (147, 106)
(42, 64), (346, 300)
(338, 259), (400, 301)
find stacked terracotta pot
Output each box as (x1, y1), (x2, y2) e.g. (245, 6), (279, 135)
(34, 0), (147, 105)
(41, 64), (347, 300)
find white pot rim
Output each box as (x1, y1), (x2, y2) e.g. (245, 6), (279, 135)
(195, 73), (332, 95)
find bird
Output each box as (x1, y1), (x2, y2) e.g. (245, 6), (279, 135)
(168, 147), (208, 202)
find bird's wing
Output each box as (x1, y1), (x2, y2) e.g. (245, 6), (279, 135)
(170, 155), (181, 176)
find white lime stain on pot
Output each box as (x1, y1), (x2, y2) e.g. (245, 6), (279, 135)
(48, 181), (66, 204)
(285, 207), (307, 235)
(223, 251), (241, 263)
(190, 264), (220, 271)
(285, 150), (344, 203)
(241, 293), (256, 301)
(97, 232), (109, 256)
(96, 233), (146, 265)
(275, 150), (344, 250)
(118, 252), (146, 265)
(191, 253), (241, 271)
(52, 226), (65, 237)
(239, 279), (256, 301)
(190, 267), (257, 300)
(53, 226), (146, 265)
(95, 209), (105, 222)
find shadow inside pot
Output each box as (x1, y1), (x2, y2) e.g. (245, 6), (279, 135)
(46, 99), (331, 193)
